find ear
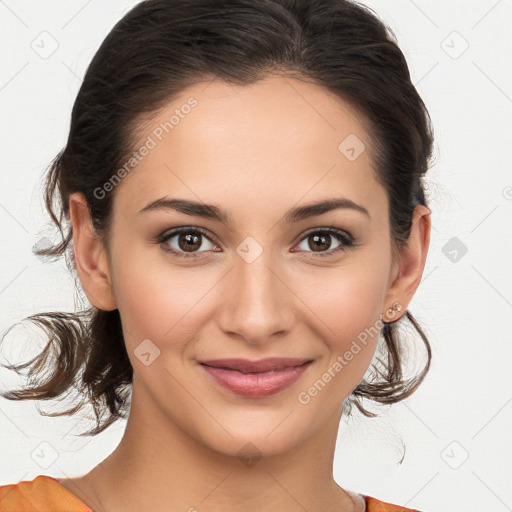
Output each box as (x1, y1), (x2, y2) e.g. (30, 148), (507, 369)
(68, 192), (117, 311)
(382, 204), (431, 322)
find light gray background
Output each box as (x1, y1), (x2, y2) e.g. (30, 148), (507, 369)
(1, 1), (511, 511)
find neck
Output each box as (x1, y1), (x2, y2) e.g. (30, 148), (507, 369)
(77, 383), (359, 512)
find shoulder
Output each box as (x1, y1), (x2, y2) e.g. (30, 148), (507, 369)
(363, 494), (422, 512)
(0, 475), (92, 512)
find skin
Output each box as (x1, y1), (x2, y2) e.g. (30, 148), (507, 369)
(59, 75), (430, 512)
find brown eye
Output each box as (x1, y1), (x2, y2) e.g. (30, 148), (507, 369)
(307, 233), (333, 252)
(177, 232), (202, 252)
(158, 227), (218, 258)
(295, 229), (354, 257)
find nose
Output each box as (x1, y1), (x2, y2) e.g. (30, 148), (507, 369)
(216, 245), (295, 346)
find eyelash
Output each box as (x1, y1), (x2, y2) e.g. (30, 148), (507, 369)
(155, 226), (357, 259)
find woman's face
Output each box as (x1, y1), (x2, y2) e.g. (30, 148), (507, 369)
(94, 75), (403, 456)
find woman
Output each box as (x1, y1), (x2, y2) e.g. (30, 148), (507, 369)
(0, 0), (433, 510)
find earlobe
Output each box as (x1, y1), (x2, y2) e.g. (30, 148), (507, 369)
(68, 192), (117, 311)
(383, 204), (431, 321)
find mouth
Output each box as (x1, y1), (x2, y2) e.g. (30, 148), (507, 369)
(198, 357), (314, 397)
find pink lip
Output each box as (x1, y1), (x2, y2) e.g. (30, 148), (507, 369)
(199, 357), (313, 397)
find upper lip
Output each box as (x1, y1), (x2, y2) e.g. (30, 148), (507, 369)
(199, 357), (313, 374)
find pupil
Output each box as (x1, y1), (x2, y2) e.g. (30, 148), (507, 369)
(311, 233), (330, 252)
(179, 233), (201, 252)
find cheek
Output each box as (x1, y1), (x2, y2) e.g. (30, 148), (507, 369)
(295, 255), (387, 333)
(291, 258), (389, 394)
(111, 251), (221, 351)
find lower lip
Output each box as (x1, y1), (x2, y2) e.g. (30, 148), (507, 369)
(200, 362), (312, 397)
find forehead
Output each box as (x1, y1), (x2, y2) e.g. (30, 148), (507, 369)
(113, 75), (387, 225)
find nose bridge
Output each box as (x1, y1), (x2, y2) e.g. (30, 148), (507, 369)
(218, 236), (293, 343)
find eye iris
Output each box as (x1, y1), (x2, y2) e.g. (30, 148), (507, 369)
(309, 233), (331, 252)
(179, 232), (202, 252)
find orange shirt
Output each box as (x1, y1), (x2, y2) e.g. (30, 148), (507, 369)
(0, 476), (92, 511)
(0, 475), (420, 511)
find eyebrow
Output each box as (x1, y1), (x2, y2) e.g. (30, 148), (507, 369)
(138, 196), (370, 223)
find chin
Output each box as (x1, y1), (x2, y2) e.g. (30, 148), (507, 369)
(195, 414), (312, 462)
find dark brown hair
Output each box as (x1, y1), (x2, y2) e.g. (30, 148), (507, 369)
(0, 0), (433, 436)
